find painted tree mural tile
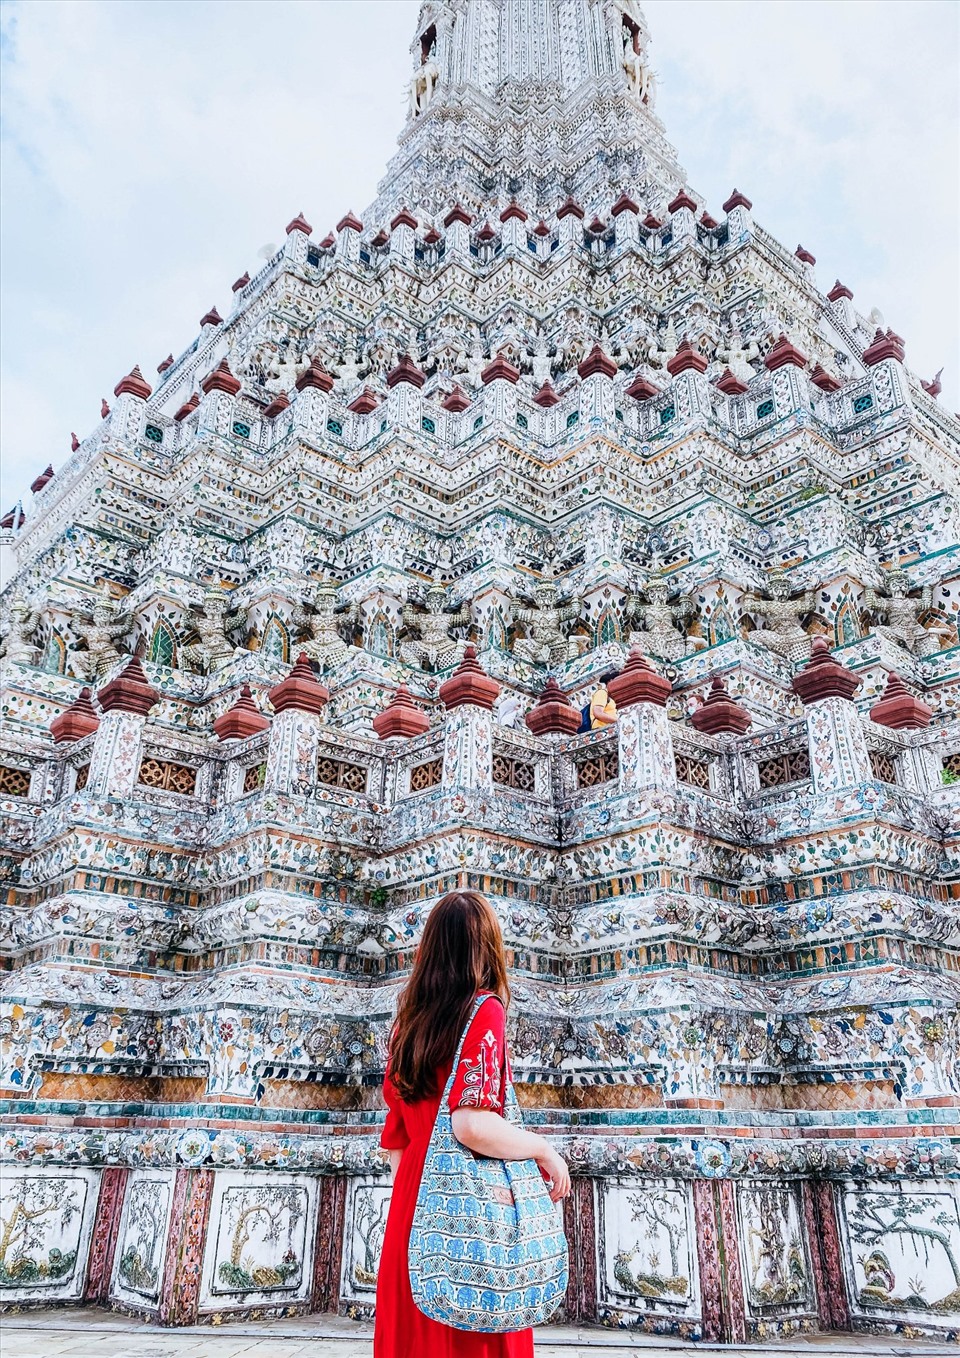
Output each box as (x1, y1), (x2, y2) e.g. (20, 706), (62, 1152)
(341, 1179), (392, 1299)
(737, 1183), (812, 1315)
(0, 1169), (98, 1301)
(111, 1172), (173, 1304)
(199, 1173), (316, 1310)
(595, 1178), (699, 1320)
(842, 1183), (960, 1321)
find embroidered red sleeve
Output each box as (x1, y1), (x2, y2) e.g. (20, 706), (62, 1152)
(448, 995), (506, 1113)
(380, 1068), (410, 1150)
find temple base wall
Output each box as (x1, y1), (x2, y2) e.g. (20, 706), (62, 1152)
(2, 1155), (958, 1340)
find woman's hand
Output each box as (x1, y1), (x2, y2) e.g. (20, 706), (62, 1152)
(535, 1144), (571, 1203)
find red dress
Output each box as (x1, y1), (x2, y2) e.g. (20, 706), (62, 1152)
(374, 994), (534, 1358)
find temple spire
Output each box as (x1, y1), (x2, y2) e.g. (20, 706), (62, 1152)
(370, 0), (690, 221)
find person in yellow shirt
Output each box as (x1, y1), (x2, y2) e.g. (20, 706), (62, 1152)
(589, 678), (617, 730)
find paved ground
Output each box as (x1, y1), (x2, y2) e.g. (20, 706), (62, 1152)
(0, 1310), (956, 1358)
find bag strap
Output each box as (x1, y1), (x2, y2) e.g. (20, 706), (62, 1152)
(440, 991), (500, 1106)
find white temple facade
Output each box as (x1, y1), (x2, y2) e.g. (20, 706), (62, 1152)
(1, 0), (958, 1339)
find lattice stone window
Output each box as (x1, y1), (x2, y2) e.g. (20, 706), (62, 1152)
(0, 765), (31, 797)
(232, 421), (251, 439)
(327, 419), (343, 437)
(137, 757), (198, 795)
(242, 762), (266, 794)
(317, 756), (367, 793)
(409, 758), (442, 793)
(574, 750), (619, 789)
(492, 754), (536, 793)
(675, 754), (711, 789)
(869, 750), (897, 784)
(74, 764), (90, 792)
(756, 398), (775, 420)
(757, 748), (811, 789)
(144, 423), (164, 444)
(853, 393), (874, 414)
(659, 405), (675, 425)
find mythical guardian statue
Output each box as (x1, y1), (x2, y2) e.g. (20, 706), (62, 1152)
(0, 591), (42, 665)
(400, 577), (470, 670)
(863, 568), (953, 656)
(409, 58), (440, 117)
(294, 581), (358, 671)
(741, 568), (816, 663)
(72, 587), (130, 681)
(512, 569), (584, 666)
(181, 585), (246, 674)
(626, 572), (705, 662)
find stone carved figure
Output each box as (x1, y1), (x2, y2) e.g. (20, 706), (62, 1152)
(0, 591), (42, 665)
(512, 568), (584, 666)
(741, 569), (816, 663)
(626, 572), (705, 662)
(622, 30), (656, 105)
(400, 577), (470, 670)
(863, 569), (953, 657)
(334, 344), (366, 390)
(409, 58), (439, 117)
(181, 585), (246, 674)
(73, 586), (130, 680)
(294, 581), (358, 671)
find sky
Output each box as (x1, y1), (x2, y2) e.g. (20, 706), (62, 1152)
(1, 0), (957, 515)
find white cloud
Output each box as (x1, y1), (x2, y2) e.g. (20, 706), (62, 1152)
(1, 0), (956, 512)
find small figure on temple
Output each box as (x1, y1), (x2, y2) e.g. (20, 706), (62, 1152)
(400, 577), (470, 670)
(863, 567), (954, 656)
(583, 677), (618, 732)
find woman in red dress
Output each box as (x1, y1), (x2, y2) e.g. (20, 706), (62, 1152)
(375, 890), (571, 1358)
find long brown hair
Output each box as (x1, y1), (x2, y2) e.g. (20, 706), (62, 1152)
(389, 891), (510, 1103)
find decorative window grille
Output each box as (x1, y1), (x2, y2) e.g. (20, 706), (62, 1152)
(853, 394), (874, 414)
(409, 758), (442, 793)
(516, 413), (528, 429)
(574, 750), (619, 789)
(566, 411), (580, 429)
(232, 421), (251, 439)
(0, 765), (31, 797)
(659, 405), (675, 425)
(756, 749), (810, 789)
(144, 424), (164, 444)
(137, 758), (197, 795)
(675, 754), (711, 789)
(242, 762), (266, 794)
(326, 419), (343, 437)
(74, 764), (90, 792)
(492, 755), (536, 792)
(756, 399), (775, 420)
(421, 417), (436, 434)
(869, 750), (897, 784)
(473, 416), (484, 431)
(317, 756), (367, 793)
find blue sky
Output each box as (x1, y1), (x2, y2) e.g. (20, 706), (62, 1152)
(1, 0), (957, 517)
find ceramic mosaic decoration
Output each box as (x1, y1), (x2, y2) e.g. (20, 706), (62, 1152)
(0, 0), (958, 1341)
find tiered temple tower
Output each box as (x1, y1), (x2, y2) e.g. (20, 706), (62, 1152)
(1, 0), (958, 1340)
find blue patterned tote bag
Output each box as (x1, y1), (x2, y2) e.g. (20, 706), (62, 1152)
(407, 994), (569, 1331)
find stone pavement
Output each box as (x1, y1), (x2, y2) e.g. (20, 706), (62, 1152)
(0, 1311), (956, 1358)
